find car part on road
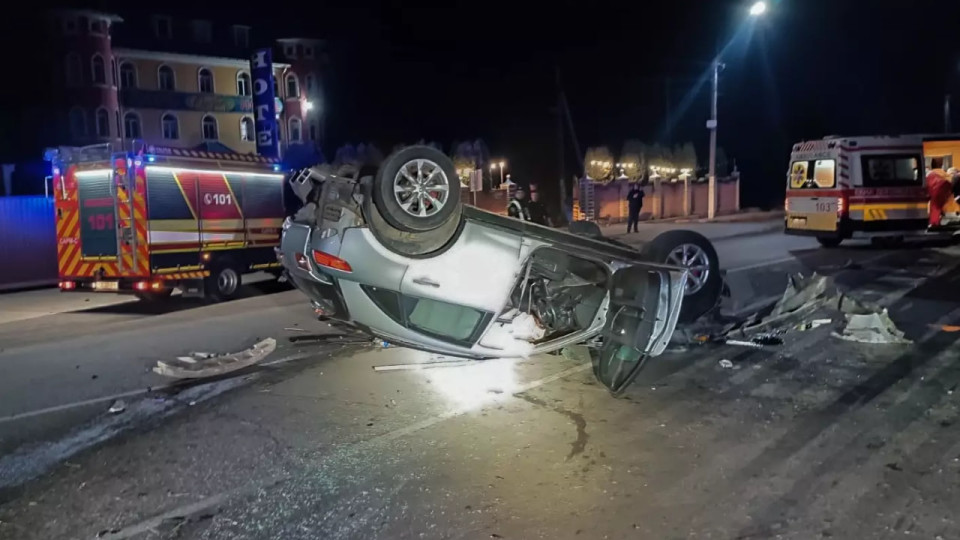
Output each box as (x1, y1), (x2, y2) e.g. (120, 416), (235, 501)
(153, 338), (277, 379)
(373, 145), (462, 233)
(833, 310), (912, 344)
(719, 359), (734, 369)
(641, 230), (722, 323)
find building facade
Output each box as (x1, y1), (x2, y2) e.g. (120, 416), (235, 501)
(44, 9), (324, 158)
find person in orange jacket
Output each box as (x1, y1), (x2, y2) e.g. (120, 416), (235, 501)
(927, 157), (951, 227)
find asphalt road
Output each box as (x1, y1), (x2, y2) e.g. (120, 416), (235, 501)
(4, 228), (960, 539)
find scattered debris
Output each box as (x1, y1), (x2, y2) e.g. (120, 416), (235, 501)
(374, 359), (476, 372)
(284, 327), (307, 332)
(937, 325), (960, 333)
(719, 359), (734, 369)
(833, 309), (911, 344)
(751, 334), (784, 346)
(153, 338), (277, 379)
(107, 400), (126, 414)
(723, 339), (765, 349)
(797, 318), (833, 331)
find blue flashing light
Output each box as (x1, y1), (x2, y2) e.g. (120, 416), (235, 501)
(273, 164), (281, 172)
(147, 155), (156, 163)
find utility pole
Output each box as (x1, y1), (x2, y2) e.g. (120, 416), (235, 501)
(707, 60), (721, 220)
(946, 94), (952, 133)
(556, 66), (566, 218)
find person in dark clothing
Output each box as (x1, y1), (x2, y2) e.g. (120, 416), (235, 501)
(626, 184), (644, 233)
(527, 189), (552, 226)
(507, 186), (532, 221)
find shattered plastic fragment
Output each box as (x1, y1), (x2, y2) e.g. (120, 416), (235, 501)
(833, 309), (911, 344)
(107, 400), (125, 414)
(719, 359), (734, 369)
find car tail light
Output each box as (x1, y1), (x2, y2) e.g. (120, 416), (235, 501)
(312, 250), (352, 272)
(59, 280), (76, 290)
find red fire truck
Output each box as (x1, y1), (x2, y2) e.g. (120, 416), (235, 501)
(50, 142), (287, 301)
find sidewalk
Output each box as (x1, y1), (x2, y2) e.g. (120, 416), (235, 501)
(600, 211), (784, 243)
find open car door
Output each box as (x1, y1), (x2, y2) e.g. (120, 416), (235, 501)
(593, 265), (687, 394)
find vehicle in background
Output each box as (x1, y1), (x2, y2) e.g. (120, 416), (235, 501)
(783, 134), (960, 247)
(280, 146), (723, 394)
(49, 141), (286, 301)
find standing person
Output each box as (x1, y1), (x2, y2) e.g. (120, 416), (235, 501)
(527, 187), (553, 227)
(508, 186), (532, 222)
(626, 183), (645, 233)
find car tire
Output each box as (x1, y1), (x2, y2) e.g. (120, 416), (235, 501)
(817, 237), (842, 248)
(642, 230), (722, 323)
(373, 146), (462, 233)
(207, 263), (242, 302)
(363, 190), (463, 257)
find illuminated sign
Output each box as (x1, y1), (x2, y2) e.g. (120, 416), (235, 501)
(250, 49), (279, 158)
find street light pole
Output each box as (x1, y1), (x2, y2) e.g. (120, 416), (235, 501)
(707, 59), (720, 219)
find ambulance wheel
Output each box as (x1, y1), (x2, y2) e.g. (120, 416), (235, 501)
(817, 237), (842, 248)
(208, 264), (242, 301)
(373, 145), (462, 233)
(135, 290), (173, 302)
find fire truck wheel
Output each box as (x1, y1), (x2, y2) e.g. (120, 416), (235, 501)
(373, 145), (462, 233)
(208, 264), (242, 301)
(135, 290), (173, 302)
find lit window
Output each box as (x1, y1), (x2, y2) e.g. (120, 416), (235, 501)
(69, 108), (87, 138)
(198, 68), (214, 93)
(305, 73), (316, 93)
(202, 115), (218, 140)
(192, 20), (211, 43)
(233, 26), (249, 48)
(158, 65), (175, 90)
(124, 112), (141, 139)
(119, 62), (137, 88)
(91, 54), (106, 84)
(153, 15), (172, 39)
(65, 53), (82, 86)
(240, 117), (254, 142)
(285, 73), (299, 98)
(237, 72), (251, 96)
(95, 108), (110, 137)
(161, 113), (179, 140)
(288, 117), (302, 142)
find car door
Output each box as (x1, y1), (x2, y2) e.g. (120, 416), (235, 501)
(593, 264), (687, 394)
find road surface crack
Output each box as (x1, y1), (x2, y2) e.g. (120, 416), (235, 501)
(515, 393), (588, 460)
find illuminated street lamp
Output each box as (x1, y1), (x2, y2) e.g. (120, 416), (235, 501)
(491, 160), (506, 187)
(707, 0), (767, 218)
(304, 100), (315, 112)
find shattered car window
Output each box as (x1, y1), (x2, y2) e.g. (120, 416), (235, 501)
(402, 296), (487, 342)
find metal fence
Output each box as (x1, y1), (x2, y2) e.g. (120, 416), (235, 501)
(0, 196), (58, 291)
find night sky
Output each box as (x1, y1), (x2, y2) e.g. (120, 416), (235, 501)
(7, 0), (960, 207)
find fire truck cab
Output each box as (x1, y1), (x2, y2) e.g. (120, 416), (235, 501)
(49, 142), (287, 301)
(784, 134), (960, 247)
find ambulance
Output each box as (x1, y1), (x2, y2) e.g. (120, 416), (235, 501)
(784, 134), (960, 247)
(49, 141), (287, 301)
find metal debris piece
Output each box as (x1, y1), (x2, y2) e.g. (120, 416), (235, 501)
(751, 334), (784, 346)
(153, 338), (277, 379)
(284, 327), (306, 332)
(724, 339), (765, 349)
(107, 400), (126, 414)
(373, 359), (476, 372)
(833, 310), (911, 344)
(719, 359), (734, 369)
(798, 318), (833, 331)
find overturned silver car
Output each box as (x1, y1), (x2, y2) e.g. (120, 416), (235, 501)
(279, 146), (721, 393)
